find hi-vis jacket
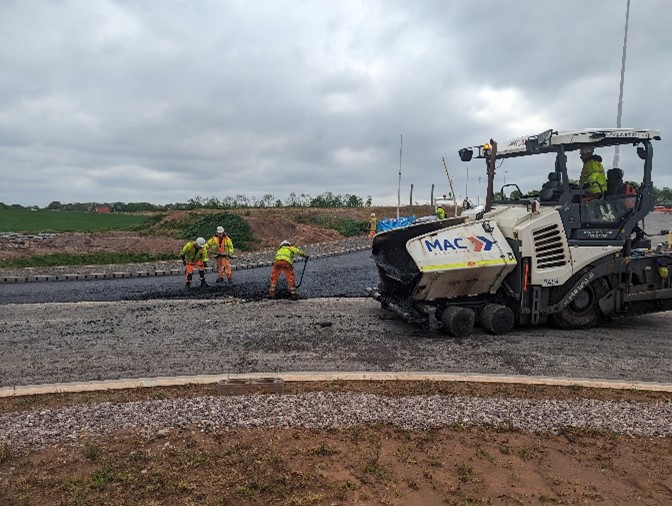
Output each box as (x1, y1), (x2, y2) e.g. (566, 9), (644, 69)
(580, 158), (607, 195)
(181, 241), (209, 263)
(273, 245), (307, 265)
(207, 235), (234, 256)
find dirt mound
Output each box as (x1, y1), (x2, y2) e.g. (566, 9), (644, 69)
(245, 217), (343, 249)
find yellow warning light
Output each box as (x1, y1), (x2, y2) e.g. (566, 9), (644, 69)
(483, 143), (491, 151)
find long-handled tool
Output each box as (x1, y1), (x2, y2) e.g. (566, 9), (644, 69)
(295, 257), (309, 289)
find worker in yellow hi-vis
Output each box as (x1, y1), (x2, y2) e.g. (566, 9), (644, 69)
(368, 213), (378, 238)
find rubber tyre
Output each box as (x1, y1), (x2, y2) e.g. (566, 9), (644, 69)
(481, 304), (515, 335)
(441, 306), (475, 338)
(550, 277), (609, 330)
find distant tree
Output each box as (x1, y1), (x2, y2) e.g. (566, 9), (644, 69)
(233, 194), (250, 208)
(345, 194), (363, 207)
(46, 201), (63, 210)
(205, 196), (221, 209)
(274, 199), (283, 207)
(365, 195), (372, 207)
(311, 191), (341, 207)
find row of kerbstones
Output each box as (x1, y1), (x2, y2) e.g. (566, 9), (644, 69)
(1, 392), (671, 453)
(0, 237), (372, 283)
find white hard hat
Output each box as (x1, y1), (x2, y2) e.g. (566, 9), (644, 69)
(371, 213), (376, 217)
(280, 240), (291, 247)
(196, 237), (206, 247)
(216, 226), (224, 234)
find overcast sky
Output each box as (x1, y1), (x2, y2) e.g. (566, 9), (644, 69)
(1, 0), (671, 207)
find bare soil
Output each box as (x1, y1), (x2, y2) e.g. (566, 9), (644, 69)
(1, 382), (671, 505)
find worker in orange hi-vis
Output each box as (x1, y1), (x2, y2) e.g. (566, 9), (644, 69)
(207, 226), (235, 283)
(268, 240), (309, 300)
(180, 237), (209, 288)
(368, 213), (378, 238)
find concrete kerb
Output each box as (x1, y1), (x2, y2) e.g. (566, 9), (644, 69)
(2, 372), (672, 398)
(0, 245), (372, 284)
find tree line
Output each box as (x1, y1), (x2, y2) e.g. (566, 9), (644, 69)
(0, 191), (374, 212)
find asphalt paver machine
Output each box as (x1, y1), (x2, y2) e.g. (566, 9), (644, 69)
(369, 128), (672, 336)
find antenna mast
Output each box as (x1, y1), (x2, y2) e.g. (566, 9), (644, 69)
(397, 134), (402, 219)
(613, 0), (631, 169)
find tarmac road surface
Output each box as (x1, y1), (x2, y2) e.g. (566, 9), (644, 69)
(0, 250), (380, 304)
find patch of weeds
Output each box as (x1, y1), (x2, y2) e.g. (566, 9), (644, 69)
(395, 446), (418, 465)
(60, 477), (85, 493)
(349, 426), (365, 443)
(476, 445), (495, 463)
(343, 479), (359, 490)
(363, 450), (389, 480)
(517, 447), (535, 461)
(0, 441), (16, 464)
(82, 442), (103, 462)
(456, 463), (472, 483)
(173, 480), (194, 493)
(235, 485), (257, 500)
(595, 453), (613, 469)
(406, 477), (420, 490)
(90, 466), (116, 489)
(450, 421), (464, 431)
(285, 492), (325, 505)
(311, 441), (338, 457)
(538, 494), (563, 503)
(395, 427), (413, 441)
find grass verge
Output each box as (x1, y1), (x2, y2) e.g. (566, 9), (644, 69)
(4, 252), (178, 269)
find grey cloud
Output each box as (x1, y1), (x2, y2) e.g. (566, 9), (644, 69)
(0, 0), (670, 207)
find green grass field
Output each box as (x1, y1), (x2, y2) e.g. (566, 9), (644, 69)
(0, 209), (152, 233)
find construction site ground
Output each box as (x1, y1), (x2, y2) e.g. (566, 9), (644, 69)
(1, 210), (672, 505)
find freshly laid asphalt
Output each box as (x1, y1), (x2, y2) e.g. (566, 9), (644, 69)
(0, 250), (379, 304)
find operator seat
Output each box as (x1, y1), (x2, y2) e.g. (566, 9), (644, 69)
(606, 168), (624, 196)
(539, 172), (562, 202)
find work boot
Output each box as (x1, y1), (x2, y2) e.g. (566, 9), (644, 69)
(290, 293), (299, 301)
(185, 282), (191, 288)
(216, 278), (224, 283)
(228, 277), (233, 284)
(268, 289), (276, 299)
(200, 279), (208, 287)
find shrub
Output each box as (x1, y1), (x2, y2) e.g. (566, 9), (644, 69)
(177, 212), (254, 251)
(294, 214), (367, 237)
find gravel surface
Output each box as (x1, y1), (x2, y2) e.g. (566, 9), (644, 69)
(2, 392), (671, 454)
(2, 297), (672, 386)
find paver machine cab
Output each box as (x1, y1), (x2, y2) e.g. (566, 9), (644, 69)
(369, 128), (672, 336)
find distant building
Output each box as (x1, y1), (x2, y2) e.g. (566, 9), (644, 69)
(93, 206), (111, 213)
